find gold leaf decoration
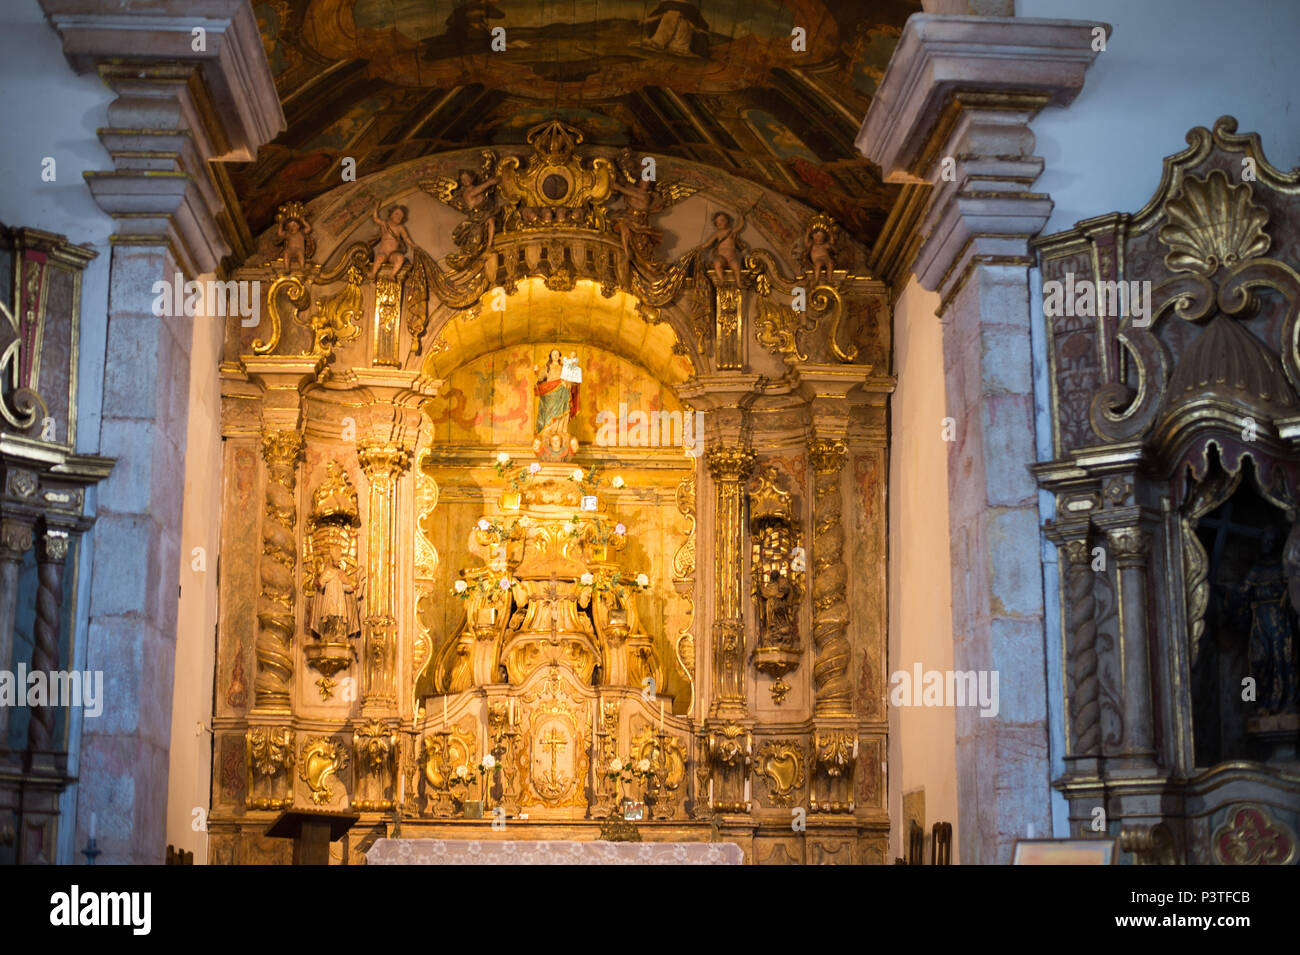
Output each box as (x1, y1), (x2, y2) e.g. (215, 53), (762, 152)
(1159, 170), (1270, 275)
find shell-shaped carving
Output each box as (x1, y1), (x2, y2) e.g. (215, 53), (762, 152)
(1159, 170), (1270, 275)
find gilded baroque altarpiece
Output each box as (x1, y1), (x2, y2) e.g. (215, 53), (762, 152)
(209, 123), (892, 864)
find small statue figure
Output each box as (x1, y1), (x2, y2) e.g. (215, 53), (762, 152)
(803, 216), (837, 283)
(758, 569), (794, 646)
(612, 176), (664, 272)
(703, 210), (745, 284)
(308, 540), (363, 643)
(533, 348), (580, 458)
(1235, 525), (1300, 715)
(275, 202), (314, 274)
(450, 168), (501, 263)
(370, 203), (412, 281)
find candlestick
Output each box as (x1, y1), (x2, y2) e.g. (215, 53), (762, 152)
(707, 778), (713, 808)
(89, 811), (96, 841)
(658, 700), (664, 732)
(744, 777), (750, 803)
(443, 696), (448, 730)
(509, 698), (515, 726)
(398, 769), (405, 806)
(852, 738), (859, 759)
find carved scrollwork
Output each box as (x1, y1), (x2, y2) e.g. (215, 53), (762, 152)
(754, 740), (805, 807)
(299, 736), (349, 806)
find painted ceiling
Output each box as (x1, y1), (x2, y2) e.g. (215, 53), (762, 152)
(233, 0), (918, 249)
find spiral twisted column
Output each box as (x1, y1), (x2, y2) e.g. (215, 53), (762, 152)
(1062, 537), (1101, 759)
(254, 429), (304, 711)
(809, 438), (852, 717)
(27, 527), (71, 768)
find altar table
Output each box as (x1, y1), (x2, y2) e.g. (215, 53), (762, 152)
(366, 838), (743, 865)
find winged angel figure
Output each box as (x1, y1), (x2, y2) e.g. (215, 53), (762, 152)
(419, 150), (502, 273)
(611, 149), (697, 278)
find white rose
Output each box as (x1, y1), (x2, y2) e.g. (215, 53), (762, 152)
(455, 765), (468, 778)
(637, 758), (651, 773)
(454, 580), (468, 593)
(496, 452), (511, 465)
(477, 518), (491, 531)
(636, 573), (650, 588)
(615, 523), (627, 536)
(609, 758), (623, 773)
(482, 754), (496, 771)
(571, 468), (584, 481)
(499, 577), (512, 590)
(528, 462), (542, 474)
(580, 572), (594, 586)
(612, 476), (625, 488)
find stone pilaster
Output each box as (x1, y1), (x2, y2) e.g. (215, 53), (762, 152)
(859, 13), (1105, 864)
(41, 0), (283, 863)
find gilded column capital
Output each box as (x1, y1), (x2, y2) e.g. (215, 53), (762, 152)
(37, 528), (71, 564)
(358, 443), (412, 479)
(704, 445), (756, 483)
(1106, 525), (1150, 564)
(0, 519), (34, 561)
(808, 437), (848, 475)
(1062, 538), (1093, 567)
(260, 429), (305, 470)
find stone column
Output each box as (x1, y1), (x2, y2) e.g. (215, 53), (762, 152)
(357, 444), (410, 711)
(858, 14), (1105, 864)
(253, 430), (305, 712)
(704, 444), (755, 718)
(42, 0), (284, 862)
(0, 519), (34, 751)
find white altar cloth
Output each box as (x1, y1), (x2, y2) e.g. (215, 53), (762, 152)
(366, 838), (743, 865)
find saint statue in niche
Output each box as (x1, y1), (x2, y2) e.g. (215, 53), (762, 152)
(308, 539), (363, 644)
(1234, 525), (1300, 715)
(533, 348), (581, 458)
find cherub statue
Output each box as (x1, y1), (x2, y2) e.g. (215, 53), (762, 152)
(702, 209), (746, 284)
(370, 202), (412, 282)
(803, 215), (838, 283)
(419, 151), (502, 272)
(275, 202), (314, 274)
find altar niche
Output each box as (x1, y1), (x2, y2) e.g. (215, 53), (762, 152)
(1191, 460), (1300, 766)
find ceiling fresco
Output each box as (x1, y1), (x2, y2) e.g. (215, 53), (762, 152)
(233, 0), (919, 251)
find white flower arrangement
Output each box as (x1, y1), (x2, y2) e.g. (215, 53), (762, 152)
(496, 452), (511, 466)
(635, 573), (650, 588)
(612, 476), (625, 488)
(580, 572), (595, 586)
(477, 518), (491, 531)
(614, 523), (627, 536)
(453, 579), (468, 594)
(498, 576), (512, 590)
(528, 462), (542, 474)
(571, 468), (584, 481)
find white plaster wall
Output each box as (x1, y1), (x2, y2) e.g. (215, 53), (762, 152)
(165, 293), (223, 865)
(0, 0), (116, 863)
(1021, 0), (1300, 235)
(887, 276), (958, 862)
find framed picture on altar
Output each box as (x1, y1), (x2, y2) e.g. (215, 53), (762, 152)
(581, 495), (598, 511)
(1011, 838), (1118, 865)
